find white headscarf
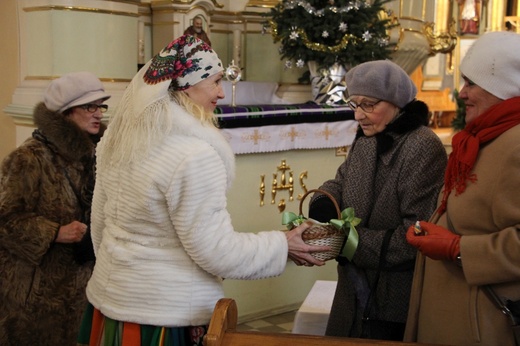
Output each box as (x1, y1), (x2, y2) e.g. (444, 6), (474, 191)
(97, 35), (223, 168)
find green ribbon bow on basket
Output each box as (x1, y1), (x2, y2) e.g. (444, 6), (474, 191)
(282, 207), (361, 261)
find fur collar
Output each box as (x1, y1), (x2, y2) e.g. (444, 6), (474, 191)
(32, 102), (106, 162)
(355, 99), (429, 155)
(169, 102), (236, 189)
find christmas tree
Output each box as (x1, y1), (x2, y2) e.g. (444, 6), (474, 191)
(267, 0), (395, 77)
(451, 89), (466, 130)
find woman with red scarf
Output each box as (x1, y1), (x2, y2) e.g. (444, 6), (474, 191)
(404, 31), (520, 346)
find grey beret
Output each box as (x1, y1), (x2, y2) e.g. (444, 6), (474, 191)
(345, 60), (417, 108)
(44, 72), (111, 113)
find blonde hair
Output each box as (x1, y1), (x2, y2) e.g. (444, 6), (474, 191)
(97, 83), (217, 169)
(169, 89), (217, 127)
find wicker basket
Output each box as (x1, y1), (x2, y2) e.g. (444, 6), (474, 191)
(299, 189), (345, 261)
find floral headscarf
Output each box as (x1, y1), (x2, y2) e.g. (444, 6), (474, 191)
(144, 35), (223, 90)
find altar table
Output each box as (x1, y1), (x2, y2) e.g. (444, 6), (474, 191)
(292, 280), (338, 336)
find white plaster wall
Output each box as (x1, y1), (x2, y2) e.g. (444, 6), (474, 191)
(223, 148), (345, 321)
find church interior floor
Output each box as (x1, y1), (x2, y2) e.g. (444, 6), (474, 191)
(236, 309), (297, 333)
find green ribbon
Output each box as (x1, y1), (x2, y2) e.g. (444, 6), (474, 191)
(281, 207), (361, 261)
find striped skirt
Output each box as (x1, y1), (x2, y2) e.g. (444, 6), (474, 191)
(77, 304), (208, 346)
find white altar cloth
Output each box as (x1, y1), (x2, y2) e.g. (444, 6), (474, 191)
(220, 121), (357, 154)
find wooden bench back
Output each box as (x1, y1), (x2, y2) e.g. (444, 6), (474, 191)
(203, 298), (441, 346)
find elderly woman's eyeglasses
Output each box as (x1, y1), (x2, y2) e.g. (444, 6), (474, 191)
(80, 104), (108, 113)
(347, 99), (382, 113)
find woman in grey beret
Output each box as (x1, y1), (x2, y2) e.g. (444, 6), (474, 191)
(308, 59), (447, 341)
(0, 72), (110, 345)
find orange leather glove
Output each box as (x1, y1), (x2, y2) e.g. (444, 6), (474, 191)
(406, 221), (460, 261)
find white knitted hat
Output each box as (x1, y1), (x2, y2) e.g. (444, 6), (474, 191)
(460, 31), (520, 100)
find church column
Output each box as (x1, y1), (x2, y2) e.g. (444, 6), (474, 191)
(5, 0), (142, 144)
(232, 28), (242, 67)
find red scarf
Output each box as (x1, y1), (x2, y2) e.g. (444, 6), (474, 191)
(437, 96), (520, 214)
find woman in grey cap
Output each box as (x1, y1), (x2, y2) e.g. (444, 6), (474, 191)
(308, 59), (447, 341)
(0, 71), (110, 345)
(405, 31), (520, 346)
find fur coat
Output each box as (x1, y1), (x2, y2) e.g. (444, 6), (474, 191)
(0, 102), (105, 346)
(309, 101), (448, 338)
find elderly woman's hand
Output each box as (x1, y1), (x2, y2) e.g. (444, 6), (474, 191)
(286, 221), (330, 267)
(55, 221), (88, 244)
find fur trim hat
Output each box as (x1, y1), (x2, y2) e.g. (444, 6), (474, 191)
(44, 72), (111, 113)
(460, 31), (520, 100)
(345, 60), (417, 108)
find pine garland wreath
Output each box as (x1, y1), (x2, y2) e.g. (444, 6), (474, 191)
(267, 0), (396, 76)
(451, 89), (466, 130)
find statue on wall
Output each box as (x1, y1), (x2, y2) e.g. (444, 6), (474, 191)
(184, 15), (212, 46)
(458, 0), (481, 35)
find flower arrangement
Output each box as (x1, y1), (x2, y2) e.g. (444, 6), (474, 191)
(266, 0), (395, 76)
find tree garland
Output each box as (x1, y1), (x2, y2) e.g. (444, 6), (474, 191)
(272, 23), (361, 54)
(266, 0), (395, 75)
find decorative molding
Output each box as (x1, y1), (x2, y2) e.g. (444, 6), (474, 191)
(23, 6), (139, 17)
(245, 0), (278, 8)
(23, 76), (131, 83)
(152, 20), (181, 25)
(151, 0), (224, 9)
(3, 104), (34, 127)
(112, 0), (141, 3)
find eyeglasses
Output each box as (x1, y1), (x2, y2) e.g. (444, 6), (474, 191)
(347, 99), (382, 113)
(80, 104), (108, 113)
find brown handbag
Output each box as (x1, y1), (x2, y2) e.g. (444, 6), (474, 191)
(483, 285), (520, 346)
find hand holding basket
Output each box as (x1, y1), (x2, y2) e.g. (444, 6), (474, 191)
(282, 189), (361, 262)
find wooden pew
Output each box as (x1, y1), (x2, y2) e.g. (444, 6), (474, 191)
(203, 298), (441, 346)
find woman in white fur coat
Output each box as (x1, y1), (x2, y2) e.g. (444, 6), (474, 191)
(78, 35), (328, 346)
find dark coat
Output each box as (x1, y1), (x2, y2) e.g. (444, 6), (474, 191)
(0, 102), (105, 345)
(309, 101), (447, 338)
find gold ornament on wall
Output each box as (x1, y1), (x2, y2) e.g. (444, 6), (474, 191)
(259, 159), (309, 211)
(297, 171), (308, 200)
(423, 20), (458, 54)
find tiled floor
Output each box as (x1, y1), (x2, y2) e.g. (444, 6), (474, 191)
(236, 310), (297, 333)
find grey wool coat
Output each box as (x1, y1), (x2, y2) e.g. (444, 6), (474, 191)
(309, 100), (447, 338)
(0, 103), (105, 346)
